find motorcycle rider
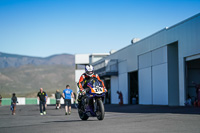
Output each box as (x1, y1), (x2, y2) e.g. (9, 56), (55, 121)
(77, 65), (107, 108)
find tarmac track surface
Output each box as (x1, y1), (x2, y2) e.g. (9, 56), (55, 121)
(0, 104), (200, 133)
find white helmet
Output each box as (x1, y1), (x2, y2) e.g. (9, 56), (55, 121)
(85, 65), (94, 77)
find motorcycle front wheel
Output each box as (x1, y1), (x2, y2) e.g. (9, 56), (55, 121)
(96, 99), (105, 120)
(78, 109), (89, 120)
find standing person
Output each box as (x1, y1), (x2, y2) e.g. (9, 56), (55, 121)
(37, 88), (47, 115)
(55, 89), (62, 109)
(193, 82), (200, 107)
(62, 85), (74, 115)
(11, 93), (18, 115)
(0, 94), (2, 106)
(117, 91), (123, 105)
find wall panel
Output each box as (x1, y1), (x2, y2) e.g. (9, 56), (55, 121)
(152, 64), (168, 105)
(111, 76), (119, 104)
(139, 67), (152, 104)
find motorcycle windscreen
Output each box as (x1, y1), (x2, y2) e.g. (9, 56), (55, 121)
(87, 79), (105, 94)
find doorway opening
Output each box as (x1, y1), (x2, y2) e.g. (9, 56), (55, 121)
(104, 78), (111, 104)
(128, 71), (138, 104)
(186, 58), (200, 105)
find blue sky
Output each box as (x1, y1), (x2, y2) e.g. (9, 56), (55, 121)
(0, 0), (200, 57)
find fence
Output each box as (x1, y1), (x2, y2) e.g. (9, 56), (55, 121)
(0, 98), (74, 106)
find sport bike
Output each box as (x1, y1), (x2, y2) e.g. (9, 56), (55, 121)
(78, 77), (106, 120)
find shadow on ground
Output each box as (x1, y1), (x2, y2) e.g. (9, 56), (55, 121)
(43, 119), (96, 124)
(104, 104), (200, 115)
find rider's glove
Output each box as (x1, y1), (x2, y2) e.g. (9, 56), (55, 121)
(104, 88), (108, 92)
(79, 88), (83, 92)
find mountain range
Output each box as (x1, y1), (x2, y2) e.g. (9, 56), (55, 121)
(0, 52), (76, 98)
(0, 52), (74, 68)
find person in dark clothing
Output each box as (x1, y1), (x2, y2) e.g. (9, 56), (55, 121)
(11, 93), (18, 115)
(73, 92), (76, 104)
(37, 88), (47, 115)
(55, 89), (62, 109)
(0, 95), (2, 106)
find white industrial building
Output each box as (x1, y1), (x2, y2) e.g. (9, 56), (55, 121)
(75, 13), (200, 106)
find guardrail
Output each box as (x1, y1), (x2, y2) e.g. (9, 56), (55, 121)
(0, 98), (75, 106)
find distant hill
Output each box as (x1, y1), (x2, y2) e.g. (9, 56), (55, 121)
(0, 52), (76, 98)
(0, 52), (74, 68)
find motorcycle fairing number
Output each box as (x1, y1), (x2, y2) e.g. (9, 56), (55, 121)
(94, 86), (103, 94)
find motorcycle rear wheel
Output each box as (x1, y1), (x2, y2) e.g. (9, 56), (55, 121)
(96, 99), (105, 120)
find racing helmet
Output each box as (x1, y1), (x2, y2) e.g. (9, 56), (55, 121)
(85, 65), (94, 77)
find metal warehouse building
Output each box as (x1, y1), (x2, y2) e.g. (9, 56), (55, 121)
(75, 13), (200, 106)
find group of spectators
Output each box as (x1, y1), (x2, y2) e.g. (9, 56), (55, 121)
(37, 85), (75, 116)
(0, 84), (75, 116)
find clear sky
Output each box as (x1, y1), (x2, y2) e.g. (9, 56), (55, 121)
(0, 0), (200, 57)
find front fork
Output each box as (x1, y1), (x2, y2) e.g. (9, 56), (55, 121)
(93, 98), (97, 112)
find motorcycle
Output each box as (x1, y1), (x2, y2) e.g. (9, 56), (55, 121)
(78, 77), (106, 121)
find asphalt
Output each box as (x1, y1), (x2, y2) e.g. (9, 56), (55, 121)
(0, 104), (200, 133)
